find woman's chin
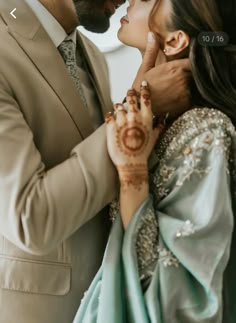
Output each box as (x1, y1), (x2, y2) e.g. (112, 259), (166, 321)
(117, 28), (125, 43)
(117, 31), (141, 50)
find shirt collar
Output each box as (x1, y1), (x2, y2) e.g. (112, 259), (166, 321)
(24, 0), (77, 47)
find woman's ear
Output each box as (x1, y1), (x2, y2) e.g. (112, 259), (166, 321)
(163, 30), (190, 57)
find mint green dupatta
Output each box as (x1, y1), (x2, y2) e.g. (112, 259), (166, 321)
(73, 199), (152, 323)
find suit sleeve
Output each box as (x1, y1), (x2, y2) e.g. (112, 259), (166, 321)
(0, 75), (118, 255)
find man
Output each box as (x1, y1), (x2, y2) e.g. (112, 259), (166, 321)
(0, 0), (191, 322)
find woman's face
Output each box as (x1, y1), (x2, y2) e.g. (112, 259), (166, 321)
(118, 0), (156, 52)
(118, 0), (171, 53)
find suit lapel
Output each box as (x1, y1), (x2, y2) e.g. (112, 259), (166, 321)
(78, 33), (112, 117)
(0, 0), (94, 138)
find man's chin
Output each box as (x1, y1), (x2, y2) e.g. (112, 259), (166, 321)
(79, 15), (111, 33)
(74, 0), (114, 33)
(83, 24), (110, 33)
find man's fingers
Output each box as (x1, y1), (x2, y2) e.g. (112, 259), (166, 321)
(169, 58), (191, 72)
(141, 32), (160, 72)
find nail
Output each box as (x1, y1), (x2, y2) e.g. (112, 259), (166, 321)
(105, 111), (113, 123)
(141, 80), (148, 87)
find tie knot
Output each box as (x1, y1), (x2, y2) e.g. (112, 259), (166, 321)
(58, 39), (76, 64)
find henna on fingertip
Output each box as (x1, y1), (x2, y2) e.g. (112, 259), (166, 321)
(127, 89), (137, 97)
(142, 93), (151, 107)
(126, 91), (139, 113)
(140, 83), (151, 109)
(105, 111), (113, 123)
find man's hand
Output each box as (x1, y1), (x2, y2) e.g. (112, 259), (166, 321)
(132, 32), (192, 120)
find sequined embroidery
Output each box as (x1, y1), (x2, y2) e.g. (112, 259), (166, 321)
(151, 107), (235, 200)
(109, 199), (120, 223)
(175, 220), (195, 238)
(157, 247), (179, 267)
(135, 206), (159, 279)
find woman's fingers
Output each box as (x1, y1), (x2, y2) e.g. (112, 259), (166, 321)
(106, 81), (153, 130)
(105, 111), (116, 142)
(105, 111), (115, 124)
(140, 80), (152, 122)
(126, 89), (140, 122)
(113, 104), (127, 127)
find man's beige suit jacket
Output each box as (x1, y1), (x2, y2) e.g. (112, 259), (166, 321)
(0, 0), (117, 322)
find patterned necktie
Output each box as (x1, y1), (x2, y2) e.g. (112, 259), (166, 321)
(58, 39), (88, 109)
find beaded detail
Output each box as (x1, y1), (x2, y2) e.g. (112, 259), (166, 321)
(157, 247), (179, 267)
(135, 206), (159, 279)
(109, 199), (120, 223)
(175, 220), (195, 238)
(154, 107), (235, 161)
(151, 107), (235, 201)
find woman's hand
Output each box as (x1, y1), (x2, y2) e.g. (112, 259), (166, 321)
(105, 81), (163, 228)
(105, 81), (162, 191)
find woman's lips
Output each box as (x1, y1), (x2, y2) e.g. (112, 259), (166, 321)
(120, 15), (129, 24)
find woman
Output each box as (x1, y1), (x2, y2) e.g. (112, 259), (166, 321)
(74, 0), (236, 322)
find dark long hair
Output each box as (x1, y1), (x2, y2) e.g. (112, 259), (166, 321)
(150, 0), (236, 125)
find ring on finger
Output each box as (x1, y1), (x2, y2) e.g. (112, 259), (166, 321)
(114, 103), (126, 112)
(117, 105), (126, 112)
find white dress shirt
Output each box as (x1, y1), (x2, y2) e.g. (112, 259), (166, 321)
(24, 0), (76, 46)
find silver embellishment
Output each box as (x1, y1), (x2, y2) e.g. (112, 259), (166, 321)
(157, 247), (179, 267)
(150, 107), (235, 200)
(175, 220), (195, 238)
(160, 165), (176, 182)
(136, 207), (159, 276)
(109, 199), (120, 222)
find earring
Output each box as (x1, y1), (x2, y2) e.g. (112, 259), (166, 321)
(163, 48), (168, 53)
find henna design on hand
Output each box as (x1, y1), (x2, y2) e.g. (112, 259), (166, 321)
(127, 89), (138, 113)
(116, 121), (149, 157)
(142, 93), (151, 107)
(127, 89), (137, 96)
(117, 163), (148, 191)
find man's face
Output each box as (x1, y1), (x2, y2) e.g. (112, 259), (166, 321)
(73, 0), (125, 33)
